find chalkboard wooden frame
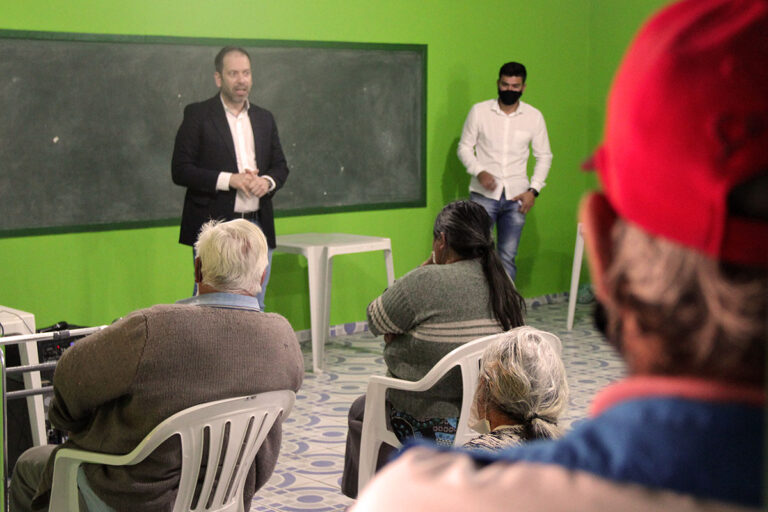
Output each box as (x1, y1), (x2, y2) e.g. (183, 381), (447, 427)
(0, 30), (427, 238)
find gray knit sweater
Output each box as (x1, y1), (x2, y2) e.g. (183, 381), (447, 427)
(367, 259), (503, 419)
(34, 302), (303, 512)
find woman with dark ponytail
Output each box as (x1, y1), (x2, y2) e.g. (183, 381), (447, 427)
(431, 200), (526, 330)
(342, 200), (526, 497)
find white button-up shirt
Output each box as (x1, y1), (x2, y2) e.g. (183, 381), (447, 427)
(214, 96), (275, 213)
(458, 99), (553, 201)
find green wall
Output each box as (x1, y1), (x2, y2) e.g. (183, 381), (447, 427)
(588, 0), (673, 149)
(0, 0), (669, 333)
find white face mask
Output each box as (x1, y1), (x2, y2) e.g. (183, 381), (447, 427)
(468, 394), (491, 434)
(469, 418), (491, 435)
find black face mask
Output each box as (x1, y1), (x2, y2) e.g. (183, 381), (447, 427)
(498, 88), (522, 106)
(592, 300), (609, 339)
(592, 299), (623, 355)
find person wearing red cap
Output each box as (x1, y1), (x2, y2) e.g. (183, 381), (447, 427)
(458, 61), (553, 282)
(351, 0), (767, 510)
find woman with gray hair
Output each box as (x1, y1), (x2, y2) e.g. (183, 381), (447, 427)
(465, 326), (568, 451)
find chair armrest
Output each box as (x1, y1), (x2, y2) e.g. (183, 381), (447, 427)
(50, 447), (134, 512)
(368, 335), (499, 395)
(55, 447), (137, 466)
(366, 374), (433, 394)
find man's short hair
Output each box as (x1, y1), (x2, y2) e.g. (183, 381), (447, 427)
(214, 46), (251, 74)
(605, 215), (767, 385)
(194, 219), (268, 297)
(499, 62), (527, 82)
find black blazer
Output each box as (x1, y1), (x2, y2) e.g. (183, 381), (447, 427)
(171, 95), (289, 248)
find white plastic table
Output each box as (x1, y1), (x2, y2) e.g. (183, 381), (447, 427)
(275, 233), (395, 372)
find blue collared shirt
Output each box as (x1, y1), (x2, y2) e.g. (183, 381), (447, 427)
(176, 292), (261, 312)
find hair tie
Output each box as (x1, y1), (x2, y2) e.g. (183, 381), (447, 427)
(527, 413), (556, 425)
(477, 241), (493, 256)
(501, 409), (557, 426)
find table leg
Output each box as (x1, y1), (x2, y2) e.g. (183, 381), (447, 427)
(306, 246), (328, 373)
(383, 248), (395, 286)
(322, 255), (334, 366)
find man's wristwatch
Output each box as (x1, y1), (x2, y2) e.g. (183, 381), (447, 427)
(528, 187), (539, 197)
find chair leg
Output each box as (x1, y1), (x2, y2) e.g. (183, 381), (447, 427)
(358, 439), (382, 496)
(567, 223), (585, 331)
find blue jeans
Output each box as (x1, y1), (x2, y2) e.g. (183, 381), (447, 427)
(192, 216), (273, 311)
(470, 191), (526, 281)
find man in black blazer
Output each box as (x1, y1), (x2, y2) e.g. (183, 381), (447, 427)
(172, 46), (289, 309)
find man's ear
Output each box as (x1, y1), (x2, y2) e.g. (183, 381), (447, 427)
(214, 72), (222, 88)
(260, 268), (267, 286)
(579, 193), (618, 304)
(194, 257), (203, 284)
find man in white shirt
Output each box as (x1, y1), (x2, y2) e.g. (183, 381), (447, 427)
(457, 62), (553, 281)
(172, 47), (289, 309)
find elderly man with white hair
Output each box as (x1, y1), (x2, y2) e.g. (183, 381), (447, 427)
(10, 219), (304, 512)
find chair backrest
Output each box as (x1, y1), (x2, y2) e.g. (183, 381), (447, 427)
(419, 334), (500, 445)
(358, 332), (505, 494)
(49, 390), (295, 512)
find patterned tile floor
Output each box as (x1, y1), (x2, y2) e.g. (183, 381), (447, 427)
(250, 301), (627, 511)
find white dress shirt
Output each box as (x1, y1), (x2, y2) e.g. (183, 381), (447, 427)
(458, 99), (553, 200)
(214, 96), (275, 213)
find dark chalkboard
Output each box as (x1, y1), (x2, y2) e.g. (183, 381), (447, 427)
(0, 31), (425, 235)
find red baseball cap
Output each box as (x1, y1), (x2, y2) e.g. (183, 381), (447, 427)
(587, 0), (768, 266)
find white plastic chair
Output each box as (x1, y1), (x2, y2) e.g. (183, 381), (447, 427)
(48, 390), (296, 512)
(357, 332), (505, 494)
